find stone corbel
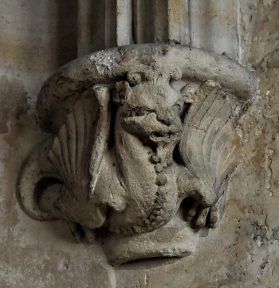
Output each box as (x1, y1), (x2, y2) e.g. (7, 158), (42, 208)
(17, 44), (256, 265)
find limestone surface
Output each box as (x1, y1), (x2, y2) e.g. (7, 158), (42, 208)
(0, 1), (278, 287)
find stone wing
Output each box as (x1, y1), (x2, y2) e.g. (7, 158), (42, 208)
(48, 86), (111, 202)
(179, 81), (244, 200)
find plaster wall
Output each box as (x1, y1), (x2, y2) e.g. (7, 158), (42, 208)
(0, 1), (278, 287)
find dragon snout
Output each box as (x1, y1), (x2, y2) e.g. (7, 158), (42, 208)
(122, 111), (182, 144)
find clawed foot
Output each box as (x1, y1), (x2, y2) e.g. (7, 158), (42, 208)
(184, 203), (218, 228)
(67, 222), (95, 243)
(183, 193), (225, 229)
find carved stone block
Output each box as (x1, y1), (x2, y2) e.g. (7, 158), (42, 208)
(17, 44), (256, 265)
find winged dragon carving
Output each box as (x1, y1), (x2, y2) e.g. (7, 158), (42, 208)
(17, 45), (255, 264)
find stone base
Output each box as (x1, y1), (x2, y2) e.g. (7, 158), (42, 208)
(103, 212), (200, 265)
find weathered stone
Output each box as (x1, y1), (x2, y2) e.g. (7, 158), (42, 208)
(0, 1), (278, 287)
(17, 44), (255, 267)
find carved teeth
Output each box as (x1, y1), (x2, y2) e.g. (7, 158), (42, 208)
(153, 216), (164, 223)
(152, 210), (161, 216)
(156, 174), (167, 186)
(133, 225), (142, 233)
(149, 215), (157, 221)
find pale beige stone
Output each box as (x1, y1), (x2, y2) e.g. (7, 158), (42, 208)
(0, 0), (278, 287)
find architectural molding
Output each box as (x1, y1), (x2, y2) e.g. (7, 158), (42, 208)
(17, 44), (256, 264)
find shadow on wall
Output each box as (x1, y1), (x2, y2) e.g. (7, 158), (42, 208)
(0, 0), (79, 73)
(56, 0), (78, 67)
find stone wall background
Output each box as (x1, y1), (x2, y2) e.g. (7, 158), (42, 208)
(0, 1), (278, 287)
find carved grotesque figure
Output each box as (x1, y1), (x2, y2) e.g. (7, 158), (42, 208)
(17, 45), (255, 264)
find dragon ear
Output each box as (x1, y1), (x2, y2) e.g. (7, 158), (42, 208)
(113, 81), (132, 105)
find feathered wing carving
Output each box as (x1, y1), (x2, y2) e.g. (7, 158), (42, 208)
(180, 81), (244, 208)
(47, 86), (111, 227)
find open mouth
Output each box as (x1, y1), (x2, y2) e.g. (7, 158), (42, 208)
(122, 111), (182, 143)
